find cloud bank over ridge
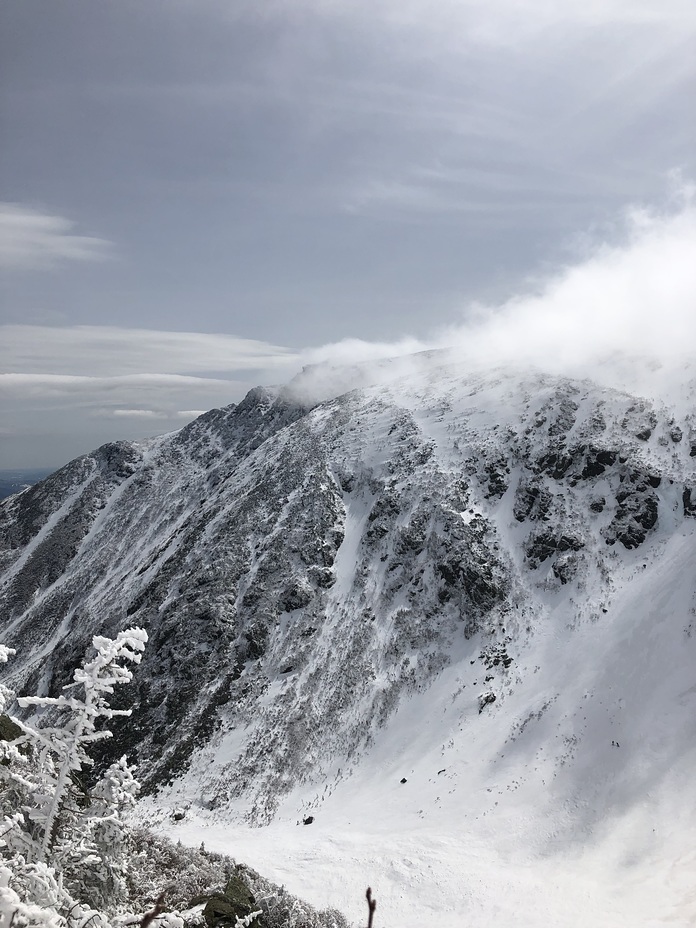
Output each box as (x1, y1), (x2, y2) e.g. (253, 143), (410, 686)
(1, 189), (693, 467)
(304, 188), (696, 400)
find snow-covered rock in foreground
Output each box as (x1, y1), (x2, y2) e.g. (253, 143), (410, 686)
(2, 351), (696, 926)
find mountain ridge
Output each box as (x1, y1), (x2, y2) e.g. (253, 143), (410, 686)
(3, 354), (696, 923)
(1, 357), (694, 823)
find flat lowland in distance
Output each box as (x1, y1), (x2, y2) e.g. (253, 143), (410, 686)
(0, 469), (54, 500)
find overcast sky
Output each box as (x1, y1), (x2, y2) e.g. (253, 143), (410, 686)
(1, 0), (695, 468)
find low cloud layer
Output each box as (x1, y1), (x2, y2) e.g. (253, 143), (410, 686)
(0, 204), (112, 270)
(1, 326), (299, 376)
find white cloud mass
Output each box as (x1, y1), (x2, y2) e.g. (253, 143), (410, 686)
(0, 203), (112, 269)
(305, 190), (696, 401)
(451, 197), (696, 369)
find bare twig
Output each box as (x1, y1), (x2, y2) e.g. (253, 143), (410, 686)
(139, 892), (167, 928)
(366, 887), (376, 928)
(80, 914), (101, 928)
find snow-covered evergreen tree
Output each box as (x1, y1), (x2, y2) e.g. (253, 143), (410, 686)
(16, 628), (147, 864)
(0, 629), (147, 924)
(0, 630), (349, 928)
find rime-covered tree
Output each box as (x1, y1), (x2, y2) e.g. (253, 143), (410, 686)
(0, 630), (348, 928)
(0, 629), (147, 918)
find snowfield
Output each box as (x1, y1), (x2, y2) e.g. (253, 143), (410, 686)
(148, 514), (696, 927)
(157, 811), (695, 928)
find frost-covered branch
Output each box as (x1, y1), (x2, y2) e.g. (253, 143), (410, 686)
(15, 629), (147, 863)
(0, 629), (147, 919)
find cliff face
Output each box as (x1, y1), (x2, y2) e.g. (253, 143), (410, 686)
(2, 354), (695, 827)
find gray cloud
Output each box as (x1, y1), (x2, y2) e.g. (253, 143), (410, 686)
(0, 203), (112, 269)
(111, 408), (160, 418)
(212, 0), (696, 33)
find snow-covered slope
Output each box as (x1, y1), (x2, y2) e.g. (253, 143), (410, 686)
(2, 352), (696, 926)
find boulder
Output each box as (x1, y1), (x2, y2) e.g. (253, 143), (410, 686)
(203, 873), (261, 928)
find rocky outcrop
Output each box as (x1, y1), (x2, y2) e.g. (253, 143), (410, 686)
(203, 874), (262, 928)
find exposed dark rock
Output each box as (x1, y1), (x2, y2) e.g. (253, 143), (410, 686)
(0, 713), (22, 742)
(683, 488), (696, 517)
(513, 481), (552, 522)
(484, 458), (510, 499)
(547, 396), (578, 437)
(603, 484), (659, 549)
(366, 492), (400, 541)
(93, 441), (140, 479)
(278, 580), (313, 612)
(480, 643), (513, 670)
(536, 450), (574, 480)
(478, 691), (497, 713)
(525, 532), (584, 569)
(243, 624), (268, 662)
(579, 447), (618, 479)
(435, 556), (504, 614)
(203, 873), (262, 927)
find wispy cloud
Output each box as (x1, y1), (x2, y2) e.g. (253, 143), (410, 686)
(0, 204), (112, 270)
(214, 0), (696, 34)
(292, 0), (695, 223)
(0, 373), (247, 433)
(0, 372), (241, 393)
(0, 326), (298, 377)
(111, 409), (160, 419)
(0, 326), (298, 434)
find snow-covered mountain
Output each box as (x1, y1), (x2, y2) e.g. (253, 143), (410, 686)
(2, 350), (696, 926)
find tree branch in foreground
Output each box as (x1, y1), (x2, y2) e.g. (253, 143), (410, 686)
(366, 887), (376, 928)
(139, 891), (167, 928)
